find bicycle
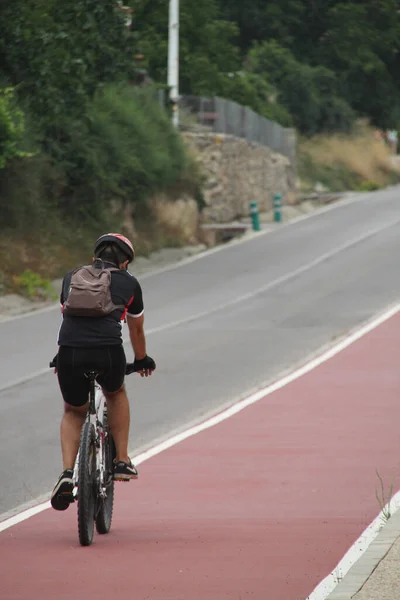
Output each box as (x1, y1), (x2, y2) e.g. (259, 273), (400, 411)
(49, 358), (139, 546)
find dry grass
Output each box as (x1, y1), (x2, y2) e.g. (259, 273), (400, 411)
(0, 234), (93, 284)
(151, 194), (199, 246)
(0, 194), (201, 294)
(299, 121), (400, 191)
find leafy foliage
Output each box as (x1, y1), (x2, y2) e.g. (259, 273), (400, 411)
(131, 0), (400, 132)
(0, 87), (32, 168)
(0, 1), (197, 234)
(133, 0), (240, 95)
(219, 0), (400, 130)
(132, 0), (292, 126)
(12, 269), (56, 300)
(0, 0), (135, 122)
(57, 85), (189, 215)
(0, 85), (192, 230)
(247, 41), (354, 134)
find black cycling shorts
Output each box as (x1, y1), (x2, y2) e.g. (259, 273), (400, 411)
(57, 345), (126, 407)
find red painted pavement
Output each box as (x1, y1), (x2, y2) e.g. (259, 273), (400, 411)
(1, 314), (400, 600)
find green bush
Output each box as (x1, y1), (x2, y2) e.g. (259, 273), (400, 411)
(220, 71), (293, 127)
(12, 269), (56, 300)
(0, 84), (198, 232)
(358, 180), (381, 192)
(0, 87), (32, 168)
(0, 0), (135, 125)
(48, 85), (190, 219)
(0, 151), (61, 230)
(298, 152), (363, 192)
(247, 41), (355, 135)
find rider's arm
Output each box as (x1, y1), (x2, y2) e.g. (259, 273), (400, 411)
(126, 278), (146, 360)
(127, 313), (146, 360)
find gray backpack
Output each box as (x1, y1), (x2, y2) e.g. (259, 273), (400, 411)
(63, 264), (124, 317)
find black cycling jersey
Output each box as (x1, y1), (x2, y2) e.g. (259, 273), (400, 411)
(58, 262), (144, 347)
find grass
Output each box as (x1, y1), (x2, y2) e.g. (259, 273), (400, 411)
(11, 269), (57, 301)
(375, 470), (395, 523)
(0, 227), (94, 295)
(298, 121), (400, 193)
(0, 196), (201, 296)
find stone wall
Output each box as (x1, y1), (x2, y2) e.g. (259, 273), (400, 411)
(183, 132), (296, 223)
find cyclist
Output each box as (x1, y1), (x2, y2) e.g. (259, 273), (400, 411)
(50, 233), (156, 511)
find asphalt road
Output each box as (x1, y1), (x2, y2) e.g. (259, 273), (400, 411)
(1, 188), (400, 517)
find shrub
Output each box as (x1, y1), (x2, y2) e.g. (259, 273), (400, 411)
(46, 85), (191, 220)
(358, 181), (381, 192)
(247, 41), (355, 135)
(12, 269), (56, 300)
(0, 84), (196, 230)
(220, 71), (293, 127)
(0, 87), (32, 168)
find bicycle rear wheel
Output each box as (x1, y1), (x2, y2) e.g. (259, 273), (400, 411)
(77, 421), (97, 546)
(95, 413), (115, 534)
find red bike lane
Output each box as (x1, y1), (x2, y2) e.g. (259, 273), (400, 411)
(1, 312), (400, 600)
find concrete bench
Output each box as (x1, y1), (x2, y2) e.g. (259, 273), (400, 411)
(200, 222), (250, 246)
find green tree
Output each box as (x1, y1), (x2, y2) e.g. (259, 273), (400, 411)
(219, 0), (400, 129)
(0, 87), (31, 168)
(0, 0), (135, 122)
(220, 71), (293, 126)
(319, 0), (400, 127)
(218, 0), (306, 53)
(248, 41), (354, 134)
(133, 0), (240, 95)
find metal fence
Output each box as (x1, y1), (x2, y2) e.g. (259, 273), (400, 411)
(179, 95), (296, 162)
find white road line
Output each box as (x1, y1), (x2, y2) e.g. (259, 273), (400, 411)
(0, 211), (398, 396)
(1, 299), (399, 600)
(125, 214), (400, 339)
(0, 191), (365, 327)
(130, 302), (400, 465)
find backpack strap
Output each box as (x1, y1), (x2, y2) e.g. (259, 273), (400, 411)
(104, 265), (130, 316)
(121, 295), (135, 321)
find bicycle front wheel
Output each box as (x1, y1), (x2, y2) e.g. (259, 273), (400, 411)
(77, 422), (97, 546)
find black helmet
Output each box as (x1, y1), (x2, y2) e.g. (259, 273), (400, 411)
(94, 233), (135, 263)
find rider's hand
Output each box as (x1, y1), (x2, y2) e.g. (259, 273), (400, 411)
(133, 355), (156, 378)
(50, 354), (58, 374)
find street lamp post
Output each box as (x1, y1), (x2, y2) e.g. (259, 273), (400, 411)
(167, 0), (179, 127)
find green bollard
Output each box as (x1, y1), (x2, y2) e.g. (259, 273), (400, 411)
(274, 194), (282, 223)
(249, 201), (261, 231)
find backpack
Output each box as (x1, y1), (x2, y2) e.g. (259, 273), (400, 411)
(63, 264), (125, 317)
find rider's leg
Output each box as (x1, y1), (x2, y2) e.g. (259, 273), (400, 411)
(60, 402), (88, 470)
(104, 386), (130, 464)
(51, 403), (85, 510)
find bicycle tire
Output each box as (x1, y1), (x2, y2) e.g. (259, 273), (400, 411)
(95, 412), (115, 534)
(77, 422), (97, 546)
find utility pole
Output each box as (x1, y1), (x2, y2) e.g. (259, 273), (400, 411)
(167, 0), (179, 127)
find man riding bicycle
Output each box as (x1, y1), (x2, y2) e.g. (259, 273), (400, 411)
(51, 233), (156, 511)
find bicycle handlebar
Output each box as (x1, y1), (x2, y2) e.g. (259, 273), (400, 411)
(49, 358), (141, 375)
(125, 362), (140, 375)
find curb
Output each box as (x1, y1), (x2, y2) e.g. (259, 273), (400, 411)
(326, 509), (400, 599)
